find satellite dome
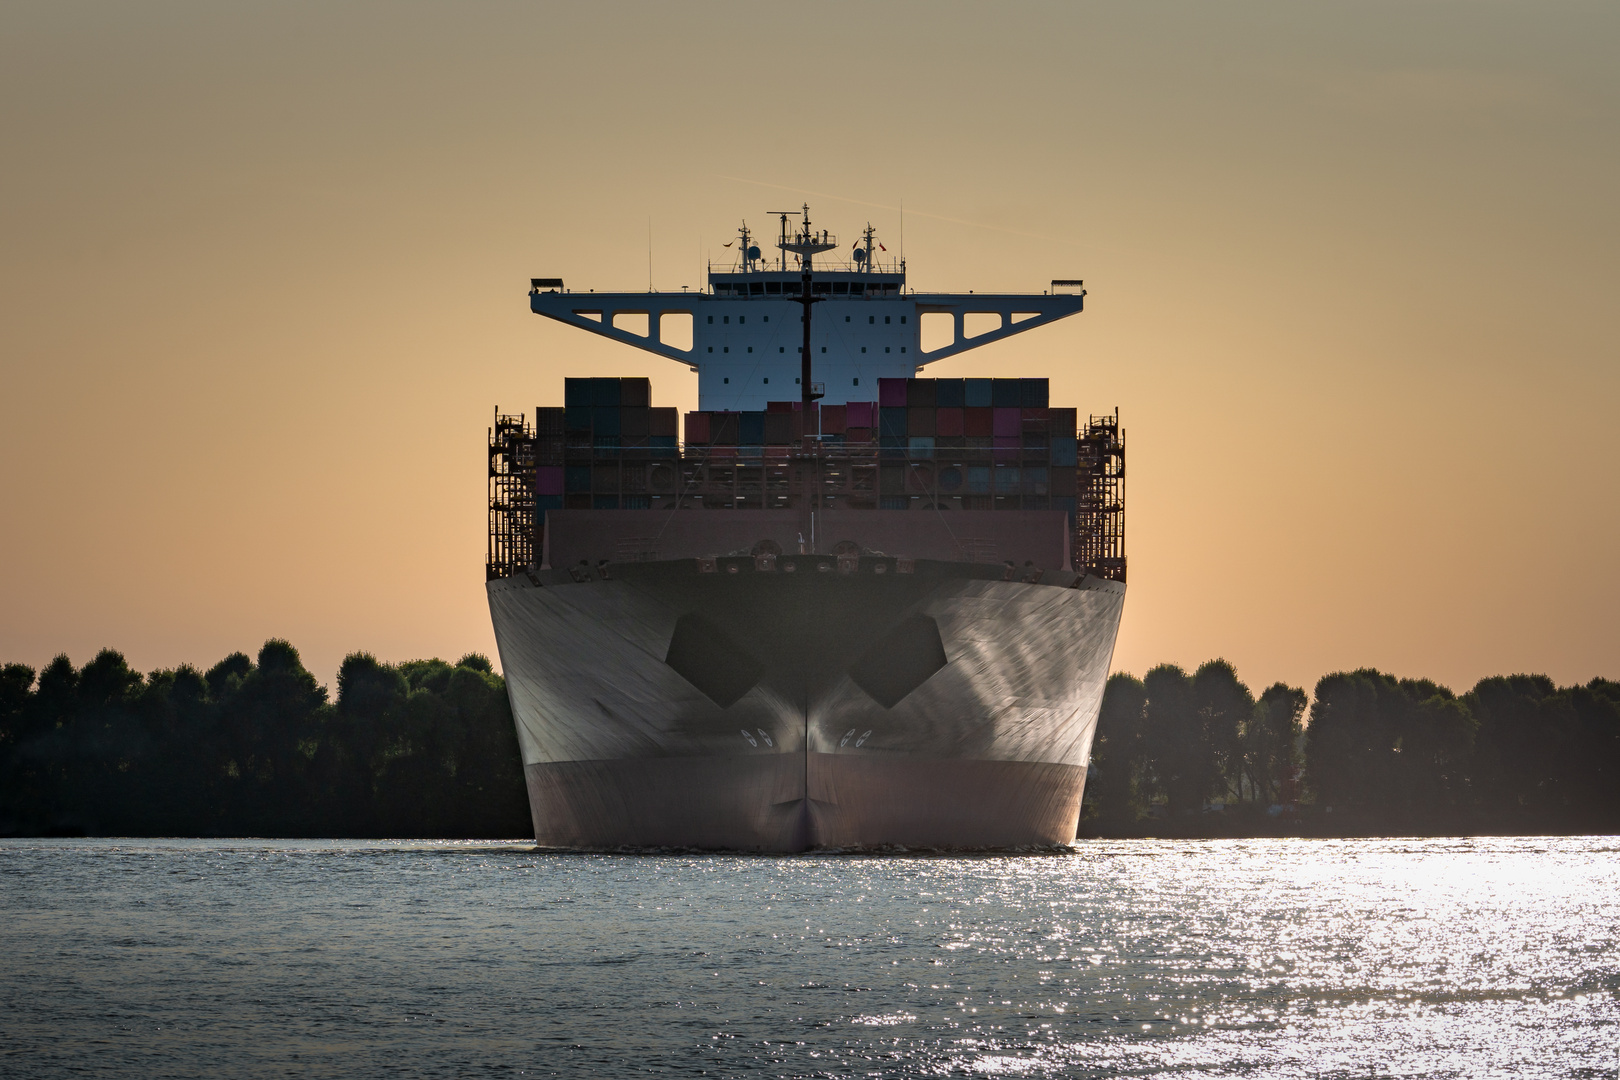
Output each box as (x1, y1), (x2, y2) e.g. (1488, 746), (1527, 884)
(853, 248), (867, 264)
(746, 245), (761, 261)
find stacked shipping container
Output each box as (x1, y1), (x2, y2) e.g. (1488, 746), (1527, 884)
(682, 378), (1083, 515)
(535, 377), (680, 515)
(490, 376), (1124, 580)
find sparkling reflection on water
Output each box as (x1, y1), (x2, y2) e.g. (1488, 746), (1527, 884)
(1, 837), (1616, 1078)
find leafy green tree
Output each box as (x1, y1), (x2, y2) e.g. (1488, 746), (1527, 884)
(1083, 673), (1148, 827)
(1191, 659), (1252, 804)
(1305, 669), (1477, 830)
(1246, 683), (1306, 805)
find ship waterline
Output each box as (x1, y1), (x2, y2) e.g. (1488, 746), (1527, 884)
(488, 555), (1124, 851)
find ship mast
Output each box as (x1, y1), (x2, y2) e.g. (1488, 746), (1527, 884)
(779, 204), (836, 409)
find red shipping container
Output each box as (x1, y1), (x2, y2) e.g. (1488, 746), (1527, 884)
(847, 401), (876, 428)
(822, 404), (847, 434)
(878, 378), (908, 407)
(846, 426), (873, 443)
(993, 408), (1022, 437)
(964, 407), (993, 437)
(936, 408), (964, 437)
(649, 407), (678, 438)
(536, 466), (564, 495)
(766, 400), (796, 413)
(684, 411), (710, 444)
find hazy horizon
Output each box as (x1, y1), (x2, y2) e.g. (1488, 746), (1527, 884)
(3, 1), (1616, 694)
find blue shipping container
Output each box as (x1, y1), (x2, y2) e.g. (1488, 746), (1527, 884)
(1051, 438), (1078, 466)
(879, 406), (908, 437)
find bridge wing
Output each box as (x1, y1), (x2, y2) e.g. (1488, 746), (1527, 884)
(530, 289), (697, 366)
(911, 292), (1085, 364)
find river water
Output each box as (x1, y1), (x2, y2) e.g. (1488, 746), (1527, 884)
(1, 836), (1615, 1078)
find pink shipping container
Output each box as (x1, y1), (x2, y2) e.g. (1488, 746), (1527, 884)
(993, 408), (1022, 437)
(536, 466), (564, 496)
(847, 401), (876, 427)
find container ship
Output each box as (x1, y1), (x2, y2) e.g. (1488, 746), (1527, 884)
(486, 208), (1125, 850)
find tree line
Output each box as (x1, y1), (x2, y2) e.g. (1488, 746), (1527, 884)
(0, 641), (530, 837)
(1085, 661), (1620, 836)
(2, 643), (1615, 838)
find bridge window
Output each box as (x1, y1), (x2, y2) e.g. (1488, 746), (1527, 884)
(739, 316), (746, 324)
(765, 282), (781, 295)
(763, 378), (769, 384)
(724, 316), (730, 324)
(723, 347), (729, 353)
(861, 347), (867, 353)
(869, 316), (875, 324)
(779, 347), (785, 353)
(750, 282), (764, 295)
(901, 315), (907, 323)
(845, 316), (850, 322)
(763, 315), (769, 322)
(833, 283), (848, 295)
(707, 315), (714, 324)
(747, 347), (753, 353)
(885, 316), (891, 324)
(853, 378), (859, 386)
(707, 347), (713, 353)
(724, 377), (729, 384)
(885, 347), (891, 353)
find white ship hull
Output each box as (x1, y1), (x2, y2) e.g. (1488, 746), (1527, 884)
(487, 556), (1124, 851)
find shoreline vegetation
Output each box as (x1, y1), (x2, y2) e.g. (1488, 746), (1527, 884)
(1, 644), (1615, 840)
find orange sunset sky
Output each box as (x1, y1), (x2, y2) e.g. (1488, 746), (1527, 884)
(2, 2), (1616, 695)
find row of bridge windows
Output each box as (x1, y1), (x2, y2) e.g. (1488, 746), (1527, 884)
(707, 314), (907, 325)
(708, 346), (907, 355)
(712, 281), (902, 297)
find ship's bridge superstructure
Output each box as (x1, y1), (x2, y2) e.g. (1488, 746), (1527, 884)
(529, 207), (1086, 413)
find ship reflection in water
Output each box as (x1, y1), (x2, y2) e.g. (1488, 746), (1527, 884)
(2, 837), (1616, 1077)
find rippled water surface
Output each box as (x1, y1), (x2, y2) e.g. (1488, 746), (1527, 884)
(1, 837), (1616, 1078)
